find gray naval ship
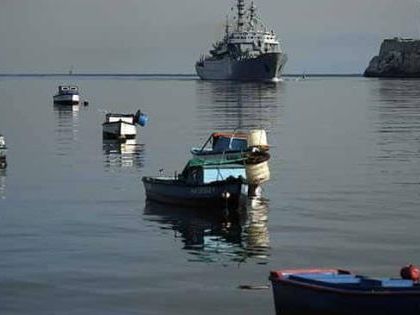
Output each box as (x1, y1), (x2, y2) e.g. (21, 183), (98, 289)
(196, 0), (287, 82)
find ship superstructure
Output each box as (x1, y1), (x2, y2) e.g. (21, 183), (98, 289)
(196, 0), (287, 81)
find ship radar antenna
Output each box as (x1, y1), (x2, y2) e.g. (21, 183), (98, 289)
(236, 0), (245, 32)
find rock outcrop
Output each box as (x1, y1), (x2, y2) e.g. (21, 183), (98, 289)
(364, 38), (420, 77)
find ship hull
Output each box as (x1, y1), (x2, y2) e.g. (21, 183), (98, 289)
(196, 52), (287, 81)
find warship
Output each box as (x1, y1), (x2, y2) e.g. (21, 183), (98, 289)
(196, 0), (287, 82)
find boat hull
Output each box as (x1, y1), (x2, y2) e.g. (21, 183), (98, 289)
(0, 156), (6, 169)
(103, 121), (137, 140)
(53, 94), (80, 105)
(142, 177), (244, 209)
(270, 270), (420, 315)
(196, 52), (287, 81)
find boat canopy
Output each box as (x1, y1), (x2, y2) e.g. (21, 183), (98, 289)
(195, 132), (248, 154)
(213, 135), (248, 152)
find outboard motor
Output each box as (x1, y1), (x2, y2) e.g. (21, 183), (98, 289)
(134, 110), (148, 127)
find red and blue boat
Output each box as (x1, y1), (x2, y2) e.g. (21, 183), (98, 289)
(269, 267), (420, 315)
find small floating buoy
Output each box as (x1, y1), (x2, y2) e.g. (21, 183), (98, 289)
(400, 264), (420, 281)
(134, 110), (148, 127)
(138, 113), (148, 126)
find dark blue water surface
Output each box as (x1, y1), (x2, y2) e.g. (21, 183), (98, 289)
(0, 76), (419, 314)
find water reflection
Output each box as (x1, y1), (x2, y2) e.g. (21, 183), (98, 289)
(195, 81), (284, 132)
(103, 139), (145, 170)
(369, 80), (420, 162)
(0, 169), (6, 200)
(144, 197), (270, 264)
(53, 105), (80, 155)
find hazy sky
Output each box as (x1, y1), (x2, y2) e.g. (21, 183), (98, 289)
(1, 0), (420, 74)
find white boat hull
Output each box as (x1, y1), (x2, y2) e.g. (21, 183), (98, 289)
(53, 94), (80, 105)
(103, 121), (137, 140)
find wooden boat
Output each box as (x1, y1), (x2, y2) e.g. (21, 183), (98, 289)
(142, 158), (247, 209)
(102, 110), (148, 140)
(269, 268), (420, 315)
(53, 85), (80, 105)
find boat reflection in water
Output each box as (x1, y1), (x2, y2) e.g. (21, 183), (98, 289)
(103, 139), (145, 170)
(0, 169), (6, 200)
(53, 104), (80, 151)
(144, 197), (269, 264)
(195, 81), (284, 131)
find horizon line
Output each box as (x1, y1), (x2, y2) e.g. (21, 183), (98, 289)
(0, 73), (362, 78)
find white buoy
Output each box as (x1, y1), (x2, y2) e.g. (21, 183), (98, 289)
(247, 129), (268, 149)
(246, 161), (270, 185)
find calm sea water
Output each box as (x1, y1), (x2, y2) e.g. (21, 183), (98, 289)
(0, 76), (419, 314)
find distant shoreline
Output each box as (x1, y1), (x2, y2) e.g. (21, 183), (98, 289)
(0, 73), (362, 78)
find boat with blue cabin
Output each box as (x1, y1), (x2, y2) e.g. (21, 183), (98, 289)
(53, 85), (80, 105)
(269, 267), (420, 315)
(142, 158), (247, 209)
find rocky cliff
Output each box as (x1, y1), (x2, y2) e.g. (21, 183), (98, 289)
(364, 38), (420, 77)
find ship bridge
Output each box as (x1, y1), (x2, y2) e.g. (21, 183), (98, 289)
(228, 31), (281, 54)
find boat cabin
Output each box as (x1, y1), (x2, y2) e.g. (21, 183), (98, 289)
(58, 85), (79, 95)
(105, 113), (135, 124)
(181, 159), (246, 185)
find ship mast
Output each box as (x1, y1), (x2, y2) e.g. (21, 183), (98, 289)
(236, 0), (245, 32)
(225, 15), (230, 37)
(249, 2), (256, 29)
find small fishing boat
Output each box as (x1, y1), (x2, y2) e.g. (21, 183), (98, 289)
(191, 129), (269, 160)
(53, 85), (80, 105)
(0, 134), (7, 169)
(102, 110), (148, 140)
(142, 158), (247, 209)
(269, 266), (420, 315)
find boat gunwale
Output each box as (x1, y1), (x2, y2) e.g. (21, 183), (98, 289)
(142, 176), (244, 186)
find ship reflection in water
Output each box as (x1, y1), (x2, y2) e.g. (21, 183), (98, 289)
(103, 139), (145, 170)
(0, 169), (6, 200)
(144, 198), (270, 264)
(195, 81), (284, 132)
